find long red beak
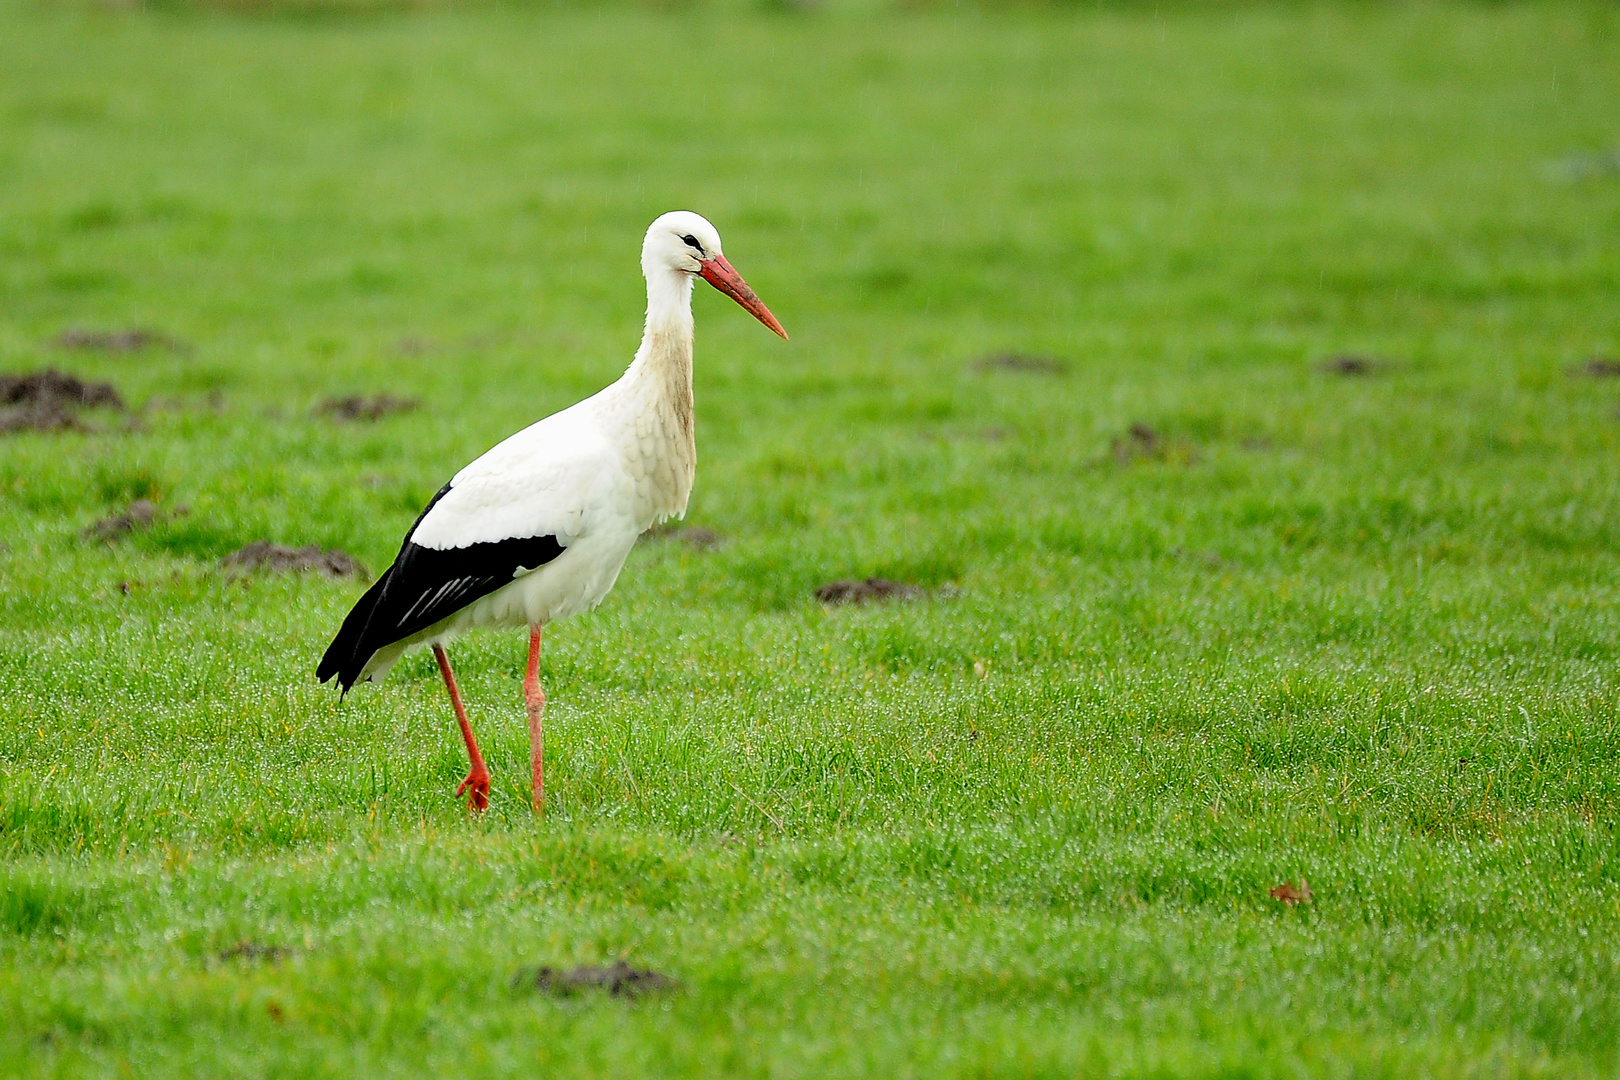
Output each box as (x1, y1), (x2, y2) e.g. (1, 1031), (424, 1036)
(698, 255), (788, 339)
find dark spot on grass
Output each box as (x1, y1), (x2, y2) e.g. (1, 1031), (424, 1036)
(1116, 422), (1159, 459)
(1171, 547), (1232, 571)
(1111, 423), (1197, 466)
(54, 327), (187, 353)
(64, 202), (124, 231)
(973, 353), (1067, 375)
(221, 542), (368, 579)
(394, 336), (436, 356)
(1548, 149), (1620, 181)
(646, 522), (722, 549)
(815, 577), (925, 605)
(1570, 356), (1620, 378)
(85, 499), (157, 541)
(315, 394), (419, 421)
(0, 369), (125, 433)
(218, 940), (290, 963)
(512, 960), (676, 999)
(857, 266), (911, 294)
(1318, 354), (1383, 376)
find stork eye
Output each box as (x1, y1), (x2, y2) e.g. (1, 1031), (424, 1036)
(680, 234), (704, 253)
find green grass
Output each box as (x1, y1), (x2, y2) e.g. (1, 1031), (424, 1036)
(2, 0), (1619, 1074)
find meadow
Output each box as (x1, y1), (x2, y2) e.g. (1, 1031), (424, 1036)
(1, 0), (1618, 1074)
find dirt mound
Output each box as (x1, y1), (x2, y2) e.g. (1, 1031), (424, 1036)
(83, 500), (189, 541)
(815, 577), (924, 605)
(315, 394), (418, 421)
(217, 940), (290, 963)
(0, 369), (125, 433)
(973, 353), (1067, 375)
(1317, 354), (1383, 376)
(2, 369), (123, 409)
(513, 960), (676, 999)
(222, 542), (368, 578)
(1572, 356), (1620, 378)
(54, 327), (185, 353)
(646, 522), (723, 549)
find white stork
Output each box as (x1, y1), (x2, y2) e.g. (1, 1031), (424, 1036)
(317, 211), (787, 812)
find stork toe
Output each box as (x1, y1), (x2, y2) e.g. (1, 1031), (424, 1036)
(456, 767), (491, 811)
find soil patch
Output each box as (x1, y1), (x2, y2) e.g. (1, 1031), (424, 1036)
(2, 369), (123, 409)
(815, 577), (925, 605)
(218, 941), (290, 963)
(646, 522), (723, 549)
(315, 394), (418, 421)
(1572, 356), (1620, 378)
(0, 369), (125, 433)
(222, 542), (368, 578)
(0, 401), (85, 433)
(513, 960), (676, 999)
(54, 327), (186, 353)
(1317, 354), (1383, 376)
(1111, 422), (1197, 466)
(82, 499), (189, 542)
(973, 353), (1067, 375)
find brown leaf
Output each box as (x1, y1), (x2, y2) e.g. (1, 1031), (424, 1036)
(1269, 879), (1313, 905)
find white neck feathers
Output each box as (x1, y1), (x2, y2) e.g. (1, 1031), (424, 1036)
(608, 265), (698, 527)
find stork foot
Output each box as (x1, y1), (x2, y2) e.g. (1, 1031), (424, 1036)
(456, 766), (491, 812)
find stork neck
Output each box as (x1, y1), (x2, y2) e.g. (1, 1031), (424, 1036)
(627, 267), (696, 388)
(643, 266), (696, 339)
(616, 265), (698, 525)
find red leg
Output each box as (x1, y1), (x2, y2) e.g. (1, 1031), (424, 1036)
(524, 625), (546, 814)
(434, 644), (489, 812)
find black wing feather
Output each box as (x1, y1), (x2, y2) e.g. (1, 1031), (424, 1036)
(316, 483), (565, 692)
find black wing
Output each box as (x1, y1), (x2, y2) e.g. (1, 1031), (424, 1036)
(317, 484), (565, 692)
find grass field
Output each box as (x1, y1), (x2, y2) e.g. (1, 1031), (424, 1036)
(2, 0), (1619, 1074)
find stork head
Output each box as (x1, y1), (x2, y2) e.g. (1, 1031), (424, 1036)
(642, 210), (788, 339)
